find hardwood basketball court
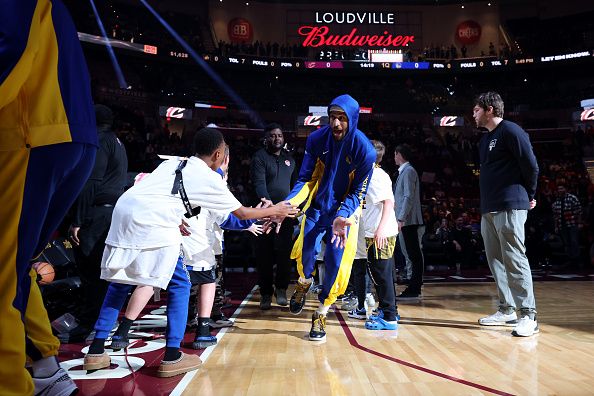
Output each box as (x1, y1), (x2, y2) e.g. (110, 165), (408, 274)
(181, 281), (594, 395)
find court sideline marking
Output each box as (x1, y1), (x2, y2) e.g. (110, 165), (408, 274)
(334, 308), (515, 396)
(169, 285), (259, 396)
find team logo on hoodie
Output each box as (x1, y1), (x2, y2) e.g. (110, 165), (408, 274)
(489, 138), (497, 151)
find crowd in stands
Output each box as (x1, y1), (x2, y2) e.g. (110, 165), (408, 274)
(218, 40), (308, 59)
(100, 93), (594, 273)
(419, 42), (513, 60)
(64, 0), (594, 68)
(64, 0), (208, 54)
(59, 0), (594, 272)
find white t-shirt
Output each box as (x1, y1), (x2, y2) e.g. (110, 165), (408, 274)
(106, 157), (242, 249)
(182, 209), (228, 269)
(361, 167), (398, 239)
(212, 223), (224, 256)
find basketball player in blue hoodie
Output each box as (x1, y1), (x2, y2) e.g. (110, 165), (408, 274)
(283, 94), (376, 341)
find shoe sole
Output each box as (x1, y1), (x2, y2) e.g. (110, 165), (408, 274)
(83, 361), (110, 371)
(209, 322), (233, 329)
(479, 320), (518, 327)
(209, 324), (233, 329)
(347, 314), (367, 320)
(308, 335), (326, 341)
(156, 362), (202, 378)
(109, 341), (130, 350)
(192, 341), (217, 349)
(365, 325), (397, 330)
(512, 327), (540, 337)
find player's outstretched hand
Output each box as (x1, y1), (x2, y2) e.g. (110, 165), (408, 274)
(246, 223), (263, 236)
(259, 198), (273, 209)
(331, 216), (352, 249)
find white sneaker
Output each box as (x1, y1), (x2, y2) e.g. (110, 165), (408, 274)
(33, 367), (77, 396)
(341, 297), (358, 312)
(512, 315), (539, 337)
(478, 311), (518, 326)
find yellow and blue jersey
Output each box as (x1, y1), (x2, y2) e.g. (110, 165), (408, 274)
(287, 94), (376, 307)
(0, 0), (97, 151)
(286, 94), (376, 224)
(0, 2), (98, 394)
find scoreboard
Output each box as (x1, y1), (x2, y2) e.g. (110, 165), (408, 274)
(198, 51), (593, 72)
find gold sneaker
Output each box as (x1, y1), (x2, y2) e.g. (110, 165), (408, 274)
(308, 312), (326, 341)
(289, 280), (311, 315)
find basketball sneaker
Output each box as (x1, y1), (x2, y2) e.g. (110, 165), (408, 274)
(347, 307), (367, 320)
(33, 367), (77, 396)
(209, 313), (233, 329)
(478, 311), (518, 327)
(309, 312), (326, 341)
(512, 315), (539, 337)
(192, 335), (217, 349)
(289, 280), (311, 315)
(109, 334), (129, 350)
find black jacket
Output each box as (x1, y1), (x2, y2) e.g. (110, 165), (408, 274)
(72, 128), (128, 254)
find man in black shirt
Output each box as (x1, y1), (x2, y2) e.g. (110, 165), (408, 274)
(250, 123), (297, 309)
(69, 104), (128, 338)
(473, 92), (539, 337)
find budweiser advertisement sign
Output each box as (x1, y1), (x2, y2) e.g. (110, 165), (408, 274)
(299, 26), (413, 48)
(228, 18), (253, 43)
(455, 20), (481, 45)
(299, 11), (413, 48)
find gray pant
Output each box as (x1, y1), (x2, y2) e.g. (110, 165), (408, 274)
(481, 210), (536, 315)
(399, 225), (425, 279)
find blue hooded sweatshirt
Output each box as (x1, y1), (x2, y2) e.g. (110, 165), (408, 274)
(286, 94), (376, 225)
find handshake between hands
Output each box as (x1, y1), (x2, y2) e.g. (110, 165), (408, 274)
(256, 198), (298, 235)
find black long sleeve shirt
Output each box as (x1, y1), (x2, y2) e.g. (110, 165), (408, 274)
(250, 148), (297, 204)
(72, 129), (128, 226)
(479, 120), (539, 214)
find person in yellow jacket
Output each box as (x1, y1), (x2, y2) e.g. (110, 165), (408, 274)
(0, 0), (98, 394)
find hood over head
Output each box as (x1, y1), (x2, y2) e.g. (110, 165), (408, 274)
(328, 94), (360, 137)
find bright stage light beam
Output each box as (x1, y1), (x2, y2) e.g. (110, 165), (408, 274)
(139, 0), (263, 127)
(88, 0), (128, 89)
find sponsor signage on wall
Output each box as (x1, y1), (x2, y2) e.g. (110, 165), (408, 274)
(228, 18), (253, 43)
(298, 115), (329, 126)
(307, 106), (373, 116)
(581, 109), (594, 122)
(435, 116), (464, 127)
(298, 11), (414, 48)
(455, 20), (481, 45)
(159, 106), (192, 119)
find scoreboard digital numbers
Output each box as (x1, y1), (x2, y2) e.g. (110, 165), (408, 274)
(306, 61), (344, 69)
(195, 51), (593, 72)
